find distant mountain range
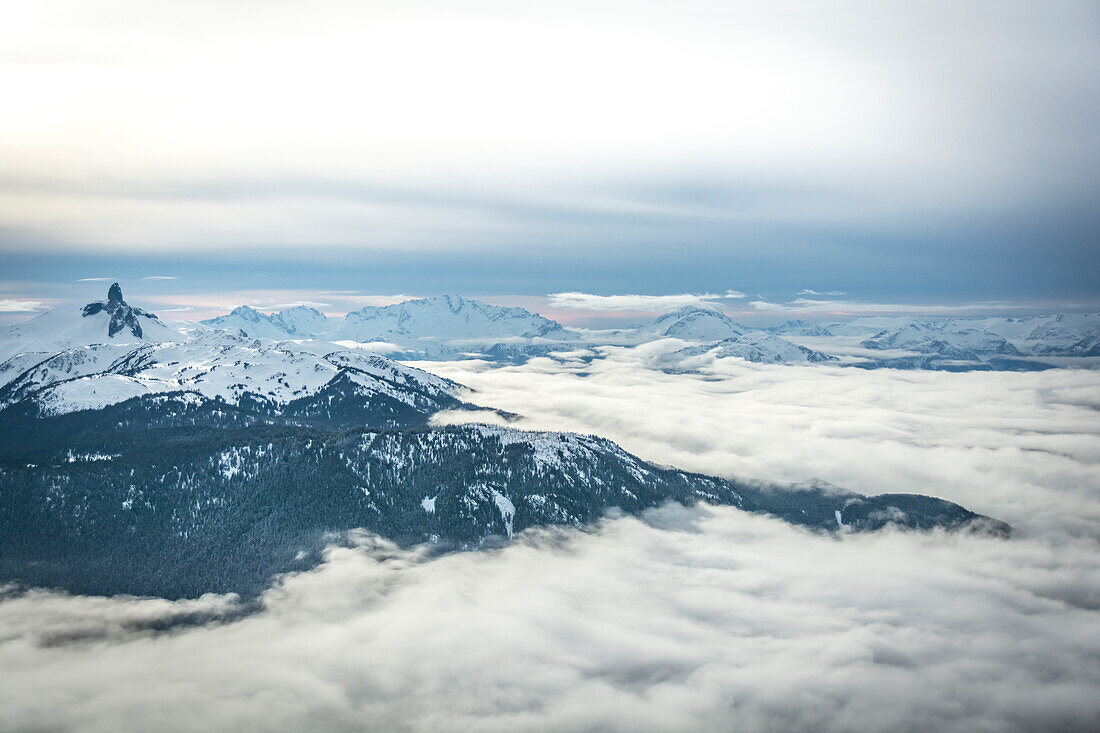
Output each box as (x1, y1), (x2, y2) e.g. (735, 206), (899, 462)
(768, 313), (1100, 370)
(200, 301), (1100, 370)
(0, 285), (1010, 598)
(202, 295), (579, 360)
(2, 289), (1098, 418)
(0, 286), (463, 420)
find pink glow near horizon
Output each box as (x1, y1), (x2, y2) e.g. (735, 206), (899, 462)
(3, 287), (1092, 327)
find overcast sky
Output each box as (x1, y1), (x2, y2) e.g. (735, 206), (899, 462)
(2, 0), (1098, 317)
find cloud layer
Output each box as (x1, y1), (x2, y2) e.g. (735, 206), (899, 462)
(0, 298), (46, 313)
(1, 1), (1097, 303)
(547, 292), (734, 313)
(429, 343), (1100, 539)
(2, 349), (1099, 731)
(2, 507), (1098, 732)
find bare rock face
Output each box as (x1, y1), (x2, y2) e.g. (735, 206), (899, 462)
(81, 283), (157, 338)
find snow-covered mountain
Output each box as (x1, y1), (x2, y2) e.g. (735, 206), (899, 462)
(1061, 332), (1100, 356)
(640, 306), (747, 341)
(0, 283), (179, 364)
(0, 285), (462, 420)
(335, 295), (573, 341)
(859, 321), (1022, 359)
(637, 308), (840, 366)
(677, 332), (837, 364)
(611, 308), (1096, 369)
(2, 333), (461, 419)
(200, 295), (580, 360)
(202, 305), (329, 339)
(0, 284), (1012, 599)
(769, 314), (1099, 369)
(1017, 314), (1100, 355)
(0, 413), (1008, 598)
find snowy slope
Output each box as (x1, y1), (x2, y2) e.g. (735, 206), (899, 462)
(1016, 314), (1100, 354)
(677, 332), (837, 364)
(273, 306), (329, 336)
(0, 286), (462, 417)
(0, 283), (180, 364)
(202, 305), (329, 339)
(772, 314), (1099, 359)
(9, 333), (460, 416)
(1, 417), (1007, 597)
(640, 306), (746, 341)
(860, 322), (1021, 359)
(333, 295), (576, 342)
(201, 306), (299, 339)
(1060, 332), (1100, 356)
(199, 295), (581, 360)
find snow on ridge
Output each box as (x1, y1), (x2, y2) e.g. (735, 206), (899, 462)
(214, 445), (270, 481)
(462, 423), (649, 476)
(2, 331), (462, 416)
(490, 489), (515, 538)
(65, 450), (118, 463)
(197, 295), (579, 353)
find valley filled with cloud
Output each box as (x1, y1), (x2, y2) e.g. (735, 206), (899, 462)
(3, 352), (1098, 732)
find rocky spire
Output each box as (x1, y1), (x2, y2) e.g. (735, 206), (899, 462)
(80, 283), (158, 338)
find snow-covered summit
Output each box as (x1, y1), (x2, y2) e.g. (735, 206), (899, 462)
(202, 305), (328, 339)
(0, 327), (462, 417)
(0, 283), (179, 363)
(641, 306), (746, 341)
(860, 321), (1021, 359)
(274, 306), (329, 336)
(199, 294), (582, 360)
(677, 331), (837, 364)
(0, 286), (467, 417)
(201, 295), (578, 346)
(334, 295), (576, 343)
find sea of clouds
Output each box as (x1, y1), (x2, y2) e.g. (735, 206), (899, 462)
(2, 344), (1099, 732)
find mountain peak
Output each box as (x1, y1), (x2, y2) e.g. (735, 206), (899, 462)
(645, 305), (744, 340)
(671, 305), (719, 315)
(230, 305), (262, 317)
(80, 283), (159, 338)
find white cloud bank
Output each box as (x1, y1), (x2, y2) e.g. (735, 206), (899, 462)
(748, 298), (1026, 314)
(548, 292), (736, 312)
(1, 508), (1098, 732)
(0, 299), (47, 313)
(798, 289), (846, 296)
(429, 344), (1100, 539)
(2, 349), (1099, 732)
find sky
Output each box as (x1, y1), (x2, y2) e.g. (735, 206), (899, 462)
(2, 0), (1099, 324)
(4, 6), (1100, 726)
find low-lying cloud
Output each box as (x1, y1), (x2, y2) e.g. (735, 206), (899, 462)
(747, 298), (1028, 314)
(2, 348), (1099, 732)
(548, 292), (736, 313)
(2, 507), (1098, 732)
(0, 299), (47, 313)
(429, 343), (1100, 539)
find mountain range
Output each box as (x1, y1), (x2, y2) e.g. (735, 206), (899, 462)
(203, 295), (579, 360)
(0, 285), (1010, 598)
(202, 301), (1100, 370)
